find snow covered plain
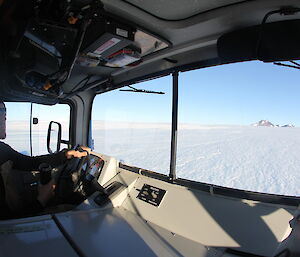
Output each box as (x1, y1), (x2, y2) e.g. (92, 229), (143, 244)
(176, 125), (300, 197)
(92, 122), (300, 197)
(4, 121), (300, 196)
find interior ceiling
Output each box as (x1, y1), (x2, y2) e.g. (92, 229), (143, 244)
(63, 0), (300, 95)
(123, 0), (248, 21)
(2, 0), (300, 103)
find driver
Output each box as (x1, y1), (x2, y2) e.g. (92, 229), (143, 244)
(0, 102), (91, 218)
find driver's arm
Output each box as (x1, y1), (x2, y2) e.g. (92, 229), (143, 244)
(0, 142), (90, 171)
(0, 142), (67, 170)
(35, 147), (91, 207)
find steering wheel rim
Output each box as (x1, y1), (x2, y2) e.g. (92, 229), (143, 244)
(53, 151), (90, 202)
(72, 154), (90, 192)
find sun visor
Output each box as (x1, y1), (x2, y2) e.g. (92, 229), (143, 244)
(217, 19), (300, 63)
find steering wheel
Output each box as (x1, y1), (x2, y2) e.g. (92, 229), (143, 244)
(51, 147), (107, 206)
(53, 148), (90, 205)
(71, 153), (108, 196)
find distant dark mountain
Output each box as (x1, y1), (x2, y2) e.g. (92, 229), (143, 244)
(281, 124), (295, 128)
(252, 120), (296, 127)
(252, 120), (274, 127)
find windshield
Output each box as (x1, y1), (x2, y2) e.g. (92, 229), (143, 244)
(176, 61), (300, 196)
(92, 76), (172, 175)
(92, 60), (300, 196)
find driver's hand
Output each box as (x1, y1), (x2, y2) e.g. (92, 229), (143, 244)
(65, 146), (91, 159)
(37, 179), (56, 207)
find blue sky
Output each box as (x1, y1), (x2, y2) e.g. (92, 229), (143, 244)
(93, 60), (300, 126)
(5, 60), (300, 126)
(6, 103), (70, 122)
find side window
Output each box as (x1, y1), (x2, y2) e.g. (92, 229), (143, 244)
(4, 103), (31, 155)
(31, 103), (70, 155)
(3, 102), (70, 156)
(92, 76), (172, 175)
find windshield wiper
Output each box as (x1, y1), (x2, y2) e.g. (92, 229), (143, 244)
(119, 85), (165, 94)
(273, 61), (300, 70)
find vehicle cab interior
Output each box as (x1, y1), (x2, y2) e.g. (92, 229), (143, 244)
(0, 0), (300, 257)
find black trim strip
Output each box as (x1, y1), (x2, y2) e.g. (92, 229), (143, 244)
(120, 163), (140, 173)
(177, 178), (300, 206)
(119, 163), (300, 206)
(52, 215), (86, 257)
(226, 248), (266, 257)
(120, 163), (171, 182)
(122, 0), (250, 22)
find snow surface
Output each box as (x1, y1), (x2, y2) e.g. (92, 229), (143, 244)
(92, 122), (300, 197)
(3, 121), (300, 197)
(175, 126), (300, 196)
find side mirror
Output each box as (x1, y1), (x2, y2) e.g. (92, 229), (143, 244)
(47, 121), (62, 153)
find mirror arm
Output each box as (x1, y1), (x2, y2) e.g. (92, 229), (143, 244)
(61, 139), (69, 145)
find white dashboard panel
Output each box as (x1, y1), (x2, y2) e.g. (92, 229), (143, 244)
(55, 207), (217, 257)
(55, 208), (159, 257)
(0, 216), (78, 257)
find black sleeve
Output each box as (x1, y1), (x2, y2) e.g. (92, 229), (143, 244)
(0, 142), (67, 171)
(22, 199), (44, 216)
(1, 199), (44, 219)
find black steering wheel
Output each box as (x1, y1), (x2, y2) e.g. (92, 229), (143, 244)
(53, 147), (90, 205)
(51, 147), (107, 206)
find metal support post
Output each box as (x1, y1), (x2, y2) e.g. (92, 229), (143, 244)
(169, 71), (179, 180)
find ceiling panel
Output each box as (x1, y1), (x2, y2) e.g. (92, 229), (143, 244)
(124, 0), (247, 20)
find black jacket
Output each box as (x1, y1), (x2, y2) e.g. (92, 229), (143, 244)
(0, 142), (67, 170)
(0, 141), (68, 219)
